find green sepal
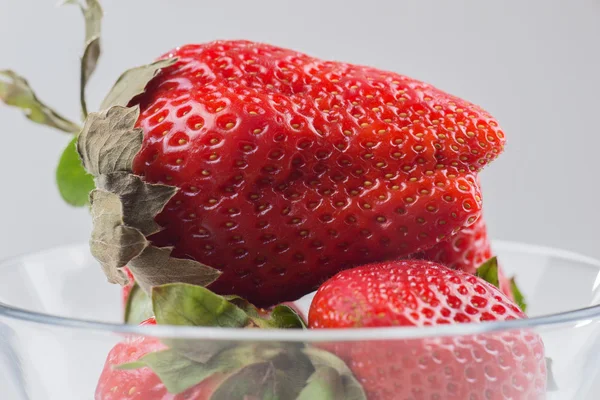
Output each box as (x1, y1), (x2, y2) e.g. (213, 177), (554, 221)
(118, 348), (221, 394)
(209, 345), (313, 400)
(55, 136), (95, 207)
(510, 276), (528, 312)
(124, 282), (153, 324)
(225, 296), (306, 329)
(118, 342), (312, 396)
(476, 256), (500, 288)
(296, 366), (344, 400)
(152, 283), (249, 328)
(301, 347), (367, 400)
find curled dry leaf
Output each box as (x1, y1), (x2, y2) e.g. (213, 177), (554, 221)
(80, 37), (101, 117)
(129, 247), (221, 294)
(77, 106), (143, 176)
(62, 0), (103, 41)
(89, 189), (147, 285)
(96, 172), (177, 237)
(100, 58), (178, 110)
(63, 0), (104, 117)
(0, 70), (80, 133)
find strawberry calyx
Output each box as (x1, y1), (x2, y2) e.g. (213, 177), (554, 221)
(115, 282), (367, 398)
(476, 257), (527, 312)
(124, 281), (152, 324)
(475, 256), (500, 288)
(77, 101), (221, 290)
(150, 283), (306, 330)
(510, 276), (528, 312)
(298, 347), (367, 400)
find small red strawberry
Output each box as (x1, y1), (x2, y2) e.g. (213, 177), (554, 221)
(308, 260), (546, 399)
(98, 283), (316, 400)
(95, 317), (227, 400)
(411, 215), (515, 300)
(125, 40), (506, 306)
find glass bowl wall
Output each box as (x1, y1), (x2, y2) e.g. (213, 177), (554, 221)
(1, 242), (599, 400)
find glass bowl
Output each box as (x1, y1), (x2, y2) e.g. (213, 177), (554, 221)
(0, 241), (599, 400)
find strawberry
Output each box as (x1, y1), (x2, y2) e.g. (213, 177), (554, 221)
(411, 215), (515, 300)
(95, 317), (227, 400)
(308, 260), (546, 399)
(97, 283), (322, 400)
(124, 40), (506, 306)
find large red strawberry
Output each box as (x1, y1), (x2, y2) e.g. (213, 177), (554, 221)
(0, 3), (507, 306)
(411, 215), (515, 300)
(309, 260), (546, 399)
(122, 40), (506, 306)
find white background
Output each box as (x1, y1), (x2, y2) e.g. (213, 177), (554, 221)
(1, 0), (600, 261)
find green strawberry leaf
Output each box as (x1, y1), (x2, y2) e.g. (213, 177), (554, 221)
(56, 136), (95, 207)
(119, 342), (311, 396)
(224, 295), (264, 318)
(209, 362), (278, 400)
(119, 349), (220, 394)
(297, 366), (344, 400)
(510, 276), (528, 312)
(0, 70), (80, 133)
(63, 0), (103, 118)
(152, 283), (249, 328)
(100, 58), (178, 110)
(210, 346), (313, 400)
(124, 282), (153, 324)
(224, 296), (306, 329)
(151, 284), (303, 363)
(302, 347), (367, 400)
(476, 256), (500, 289)
(269, 305), (307, 329)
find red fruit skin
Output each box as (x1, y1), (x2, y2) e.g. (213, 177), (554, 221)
(132, 40), (505, 306)
(411, 215), (515, 300)
(95, 318), (225, 400)
(308, 261), (546, 400)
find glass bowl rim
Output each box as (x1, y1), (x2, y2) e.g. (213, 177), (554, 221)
(1, 240), (599, 342)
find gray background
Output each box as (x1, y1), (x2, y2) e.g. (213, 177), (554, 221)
(1, 0), (599, 261)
